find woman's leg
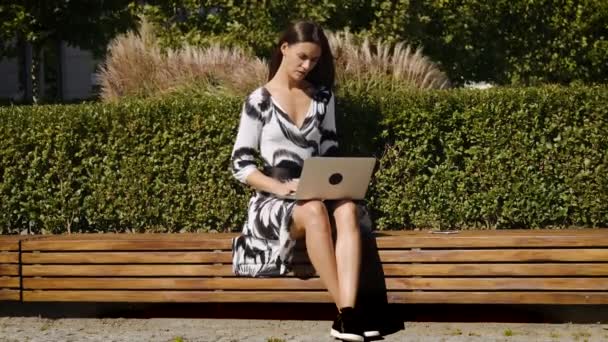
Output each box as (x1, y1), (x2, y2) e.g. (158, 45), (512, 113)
(331, 200), (361, 309)
(290, 200), (342, 308)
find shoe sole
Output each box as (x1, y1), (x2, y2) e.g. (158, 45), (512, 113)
(364, 330), (381, 338)
(330, 328), (364, 341)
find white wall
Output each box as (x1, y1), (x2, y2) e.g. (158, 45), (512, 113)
(61, 42), (99, 101)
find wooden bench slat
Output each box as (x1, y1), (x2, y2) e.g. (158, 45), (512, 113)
(23, 277), (325, 290)
(24, 233), (238, 241)
(21, 230), (608, 251)
(22, 265), (235, 277)
(0, 239), (20, 251)
(22, 248), (608, 264)
(22, 290), (332, 303)
(385, 278), (608, 291)
(0, 289), (20, 301)
(0, 265), (19, 276)
(22, 289), (608, 304)
(22, 277), (608, 291)
(22, 239), (232, 251)
(381, 263), (608, 276)
(378, 235), (608, 248)
(379, 249), (608, 262)
(377, 229), (608, 237)
(22, 251), (233, 264)
(22, 263), (608, 277)
(387, 291), (608, 305)
(0, 277), (20, 288)
(0, 253), (19, 263)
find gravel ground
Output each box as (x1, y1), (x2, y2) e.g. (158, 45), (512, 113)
(1, 317), (607, 342)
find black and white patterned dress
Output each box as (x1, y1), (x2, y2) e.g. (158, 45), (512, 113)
(230, 86), (371, 277)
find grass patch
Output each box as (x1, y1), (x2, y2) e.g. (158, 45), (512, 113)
(504, 328), (514, 337)
(572, 331), (592, 341)
(266, 338), (286, 342)
(451, 328), (463, 335)
(550, 331), (561, 338)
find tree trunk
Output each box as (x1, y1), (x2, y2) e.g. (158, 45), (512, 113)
(22, 41), (33, 103)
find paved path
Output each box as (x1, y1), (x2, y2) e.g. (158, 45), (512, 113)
(1, 318), (607, 342)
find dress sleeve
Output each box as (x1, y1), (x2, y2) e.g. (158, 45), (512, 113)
(231, 100), (263, 184)
(320, 93), (339, 156)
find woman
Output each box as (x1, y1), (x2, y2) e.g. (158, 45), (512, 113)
(230, 21), (378, 342)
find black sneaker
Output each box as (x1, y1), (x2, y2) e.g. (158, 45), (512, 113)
(330, 307), (364, 341)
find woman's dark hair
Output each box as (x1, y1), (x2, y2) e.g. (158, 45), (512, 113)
(268, 21), (335, 89)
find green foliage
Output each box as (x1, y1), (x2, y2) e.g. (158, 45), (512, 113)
(0, 86), (606, 234)
(401, 0), (608, 85)
(135, 0), (338, 58)
(0, 94), (248, 234)
(133, 0), (608, 85)
(369, 86), (608, 229)
(0, 0), (136, 58)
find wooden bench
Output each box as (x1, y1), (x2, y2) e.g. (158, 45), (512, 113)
(0, 235), (23, 301)
(15, 229), (608, 305)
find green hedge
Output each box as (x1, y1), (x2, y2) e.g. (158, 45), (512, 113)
(1, 86), (606, 234)
(366, 86), (608, 229)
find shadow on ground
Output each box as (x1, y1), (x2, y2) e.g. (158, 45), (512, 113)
(1, 302), (606, 324)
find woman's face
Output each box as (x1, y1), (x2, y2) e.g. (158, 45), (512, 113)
(280, 42), (322, 81)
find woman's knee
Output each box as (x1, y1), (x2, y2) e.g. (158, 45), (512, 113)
(333, 200), (358, 224)
(295, 200), (330, 230)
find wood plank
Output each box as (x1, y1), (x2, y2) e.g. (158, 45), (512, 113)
(22, 263), (608, 277)
(22, 265), (234, 277)
(0, 239), (20, 251)
(381, 263), (608, 276)
(0, 252), (19, 263)
(22, 239), (232, 251)
(386, 291), (608, 305)
(0, 265), (19, 276)
(23, 248), (608, 264)
(378, 249), (608, 262)
(22, 251), (233, 264)
(19, 229), (608, 251)
(373, 227), (608, 239)
(375, 229), (608, 237)
(377, 235), (608, 248)
(23, 277), (325, 290)
(23, 233), (238, 241)
(0, 277), (19, 288)
(22, 289), (608, 304)
(22, 290), (332, 303)
(0, 289), (20, 301)
(23, 278), (608, 291)
(385, 278), (608, 291)
(23, 277), (608, 291)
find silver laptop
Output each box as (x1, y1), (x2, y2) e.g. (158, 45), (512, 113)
(276, 157), (376, 200)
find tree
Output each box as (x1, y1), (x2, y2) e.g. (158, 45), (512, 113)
(0, 1), (137, 103)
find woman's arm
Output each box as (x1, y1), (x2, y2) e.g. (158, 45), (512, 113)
(245, 170), (298, 196)
(320, 92), (339, 156)
(230, 98), (296, 196)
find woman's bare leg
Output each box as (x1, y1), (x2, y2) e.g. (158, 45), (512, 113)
(290, 200), (342, 308)
(332, 200), (361, 309)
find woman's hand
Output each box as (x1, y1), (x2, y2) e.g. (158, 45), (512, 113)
(276, 179), (299, 196)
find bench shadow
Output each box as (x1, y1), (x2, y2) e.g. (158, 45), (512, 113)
(357, 232), (405, 338)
